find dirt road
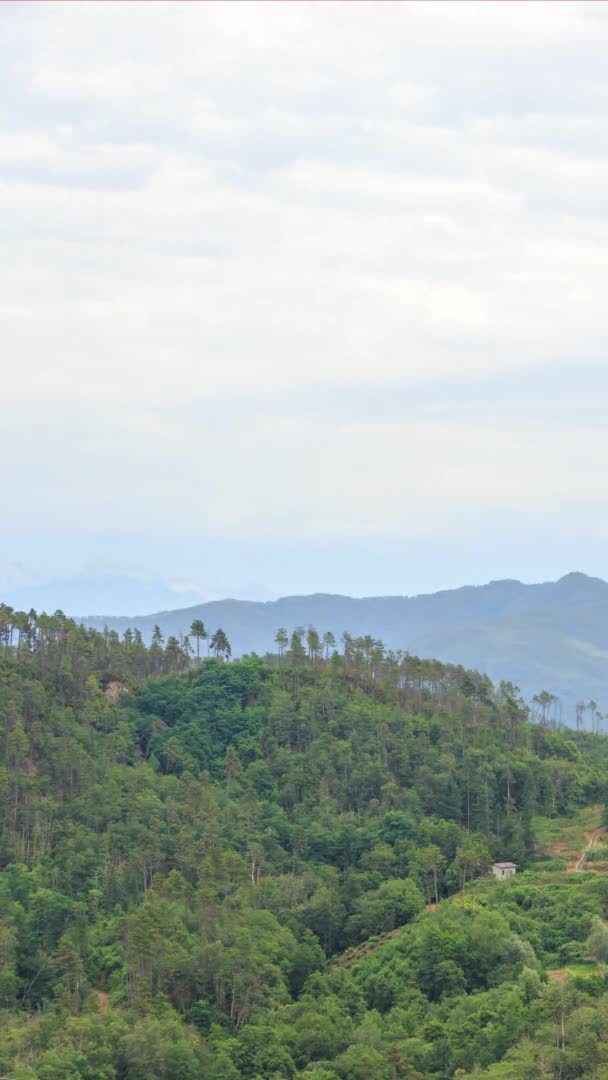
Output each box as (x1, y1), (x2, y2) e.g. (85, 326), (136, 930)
(573, 826), (607, 872)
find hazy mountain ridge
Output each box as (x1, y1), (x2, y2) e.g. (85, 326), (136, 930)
(78, 572), (608, 717)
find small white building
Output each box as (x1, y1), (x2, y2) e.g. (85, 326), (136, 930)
(492, 861), (517, 880)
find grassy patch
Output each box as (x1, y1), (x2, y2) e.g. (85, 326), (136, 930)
(548, 962), (605, 983)
(565, 962), (602, 977)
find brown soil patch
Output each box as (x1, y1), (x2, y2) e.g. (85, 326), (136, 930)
(97, 990), (110, 1014)
(104, 681), (128, 704)
(547, 969), (568, 983)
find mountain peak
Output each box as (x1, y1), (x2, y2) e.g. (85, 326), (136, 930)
(555, 571), (608, 592)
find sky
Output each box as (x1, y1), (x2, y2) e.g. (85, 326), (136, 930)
(3, 0), (608, 612)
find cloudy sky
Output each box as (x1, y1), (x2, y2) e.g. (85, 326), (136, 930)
(3, 0), (608, 611)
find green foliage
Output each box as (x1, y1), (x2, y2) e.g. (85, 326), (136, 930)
(345, 877), (424, 942)
(2, 605), (608, 1077)
(586, 916), (608, 964)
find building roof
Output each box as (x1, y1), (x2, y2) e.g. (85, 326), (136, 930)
(493, 861), (517, 868)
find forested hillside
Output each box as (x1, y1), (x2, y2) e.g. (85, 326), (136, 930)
(80, 572), (608, 719)
(2, 606), (608, 1078)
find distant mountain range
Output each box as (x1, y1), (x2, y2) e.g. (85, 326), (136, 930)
(79, 572), (608, 719)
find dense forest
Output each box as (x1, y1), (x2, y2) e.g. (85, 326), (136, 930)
(2, 605), (608, 1078)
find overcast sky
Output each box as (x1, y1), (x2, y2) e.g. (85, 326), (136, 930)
(3, 1), (608, 609)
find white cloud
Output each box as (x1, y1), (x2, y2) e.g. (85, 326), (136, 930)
(2, 1), (608, 562)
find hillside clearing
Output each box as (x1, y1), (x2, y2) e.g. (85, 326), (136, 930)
(533, 804), (604, 870)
